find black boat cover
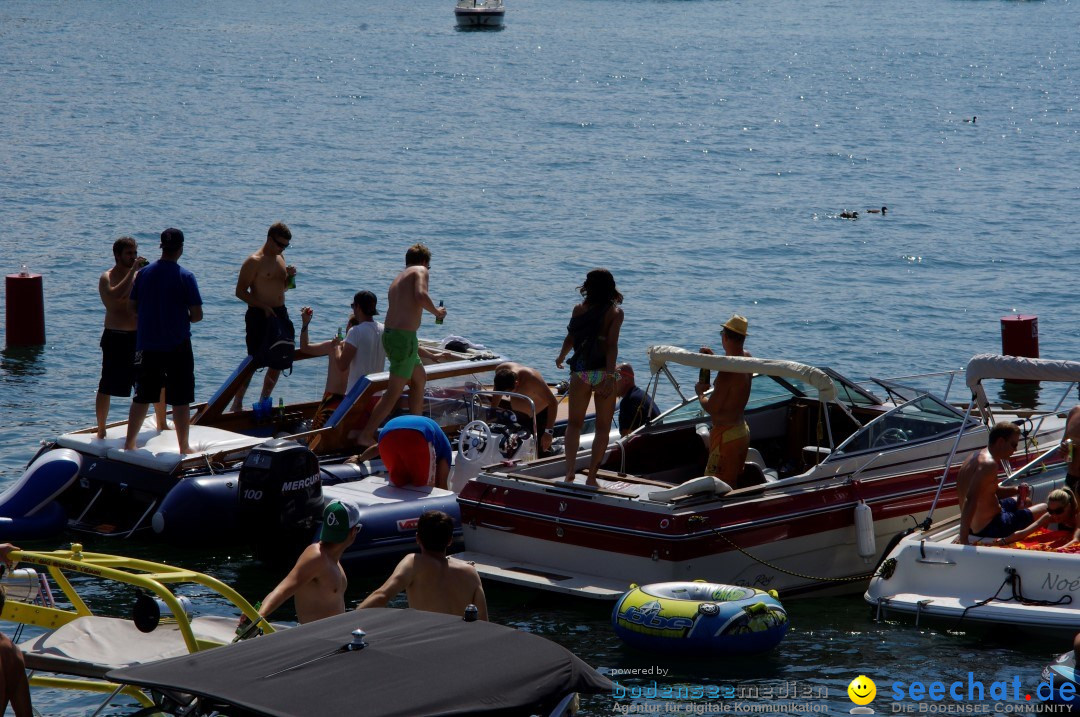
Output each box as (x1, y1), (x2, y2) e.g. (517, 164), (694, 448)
(108, 608), (613, 716)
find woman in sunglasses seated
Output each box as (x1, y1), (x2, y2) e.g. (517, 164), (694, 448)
(994, 488), (1080, 548)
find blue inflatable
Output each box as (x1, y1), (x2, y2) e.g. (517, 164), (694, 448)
(612, 581), (789, 655)
(0, 449), (80, 540)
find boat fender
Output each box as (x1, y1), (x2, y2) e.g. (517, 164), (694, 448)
(855, 500), (875, 561)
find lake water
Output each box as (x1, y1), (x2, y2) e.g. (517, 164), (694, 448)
(1, 0), (1078, 713)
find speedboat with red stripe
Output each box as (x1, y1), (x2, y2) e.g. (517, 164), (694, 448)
(455, 348), (1067, 599)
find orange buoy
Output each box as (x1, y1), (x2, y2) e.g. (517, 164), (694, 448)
(5, 268), (46, 346)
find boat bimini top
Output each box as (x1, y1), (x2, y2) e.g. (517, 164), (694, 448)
(646, 345), (859, 449)
(965, 353), (1080, 423)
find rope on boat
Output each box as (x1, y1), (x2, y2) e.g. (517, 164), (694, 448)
(690, 516), (877, 584)
(952, 566), (1071, 631)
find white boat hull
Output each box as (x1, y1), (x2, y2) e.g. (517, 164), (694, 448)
(866, 483), (1080, 632)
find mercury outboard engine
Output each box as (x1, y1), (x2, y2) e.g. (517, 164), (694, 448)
(237, 439), (323, 563)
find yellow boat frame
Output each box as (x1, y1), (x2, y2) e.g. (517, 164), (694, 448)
(1, 543), (274, 709)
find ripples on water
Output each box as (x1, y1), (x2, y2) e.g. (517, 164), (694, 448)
(1, 0), (1077, 713)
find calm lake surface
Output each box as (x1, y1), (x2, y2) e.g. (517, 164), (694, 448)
(1, 0), (1078, 713)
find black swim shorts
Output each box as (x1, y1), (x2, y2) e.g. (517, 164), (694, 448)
(99, 329), (137, 397)
(133, 339), (195, 406)
(245, 305), (291, 359)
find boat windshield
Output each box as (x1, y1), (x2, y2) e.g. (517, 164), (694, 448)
(829, 394), (972, 458)
(652, 373), (814, 428)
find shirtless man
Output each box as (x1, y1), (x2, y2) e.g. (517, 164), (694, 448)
(246, 500), (360, 625)
(355, 244), (446, 448)
(298, 306), (352, 430)
(1063, 406), (1080, 494)
(96, 237), (165, 438)
(492, 362), (560, 454)
(232, 222), (297, 412)
(357, 510), (488, 620)
(695, 314), (753, 487)
(957, 421), (1047, 545)
(0, 544), (31, 717)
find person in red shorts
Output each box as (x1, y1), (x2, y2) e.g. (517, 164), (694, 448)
(352, 415), (453, 490)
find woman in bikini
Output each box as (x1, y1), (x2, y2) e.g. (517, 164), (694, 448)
(555, 269), (624, 487)
(995, 487), (1080, 547)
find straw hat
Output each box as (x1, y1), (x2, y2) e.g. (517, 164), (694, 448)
(722, 314), (748, 336)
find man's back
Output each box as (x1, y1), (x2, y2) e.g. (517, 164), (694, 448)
(132, 260), (199, 351)
(957, 448), (1001, 532)
(404, 553), (484, 618)
(345, 320), (386, 389)
(709, 371), (752, 426)
(384, 266), (425, 331)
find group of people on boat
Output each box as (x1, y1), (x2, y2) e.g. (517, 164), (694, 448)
(95, 226), (766, 493)
(957, 406), (1080, 548)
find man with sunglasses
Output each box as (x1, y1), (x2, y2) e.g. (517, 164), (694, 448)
(232, 222), (297, 412)
(956, 421), (1048, 545)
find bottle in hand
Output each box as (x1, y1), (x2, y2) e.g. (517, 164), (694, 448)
(435, 300), (445, 325)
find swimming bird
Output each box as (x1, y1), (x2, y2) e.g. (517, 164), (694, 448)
(963, 116), (977, 123)
(866, 206), (887, 214)
(840, 211), (859, 219)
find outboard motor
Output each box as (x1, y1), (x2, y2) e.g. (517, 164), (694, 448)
(237, 439), (323, 562)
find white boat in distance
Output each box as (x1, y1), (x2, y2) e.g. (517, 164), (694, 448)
(455, 349), (1069, 600)
(866, 355), (1080, 632)
(455, 0), (504, 28)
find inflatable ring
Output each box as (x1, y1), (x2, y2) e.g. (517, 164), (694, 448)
(612, 581), (788, 655)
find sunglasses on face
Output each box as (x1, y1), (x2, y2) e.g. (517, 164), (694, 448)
(273, 237), (290, 249)
(1049, 505), (1068, 516)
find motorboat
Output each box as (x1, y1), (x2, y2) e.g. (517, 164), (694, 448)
(0, 340), (614, 562)
(454, 348), (1069, 600)
(0, 543), (272, 714)
(455, 0), (505, 28)
(107, 607), (612, 717)
(321, 386), (609, 563)
(0, 342), (501, 543)
(865, 355), (1080, 632)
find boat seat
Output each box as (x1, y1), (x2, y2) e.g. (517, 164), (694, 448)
(56, 418), (264, 473)
(745, 448), (779, 482)
(18, 615), (237, 679)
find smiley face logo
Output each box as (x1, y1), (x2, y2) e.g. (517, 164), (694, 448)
(847, 675), (876, 706)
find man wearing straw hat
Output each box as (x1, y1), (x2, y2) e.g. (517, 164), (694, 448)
(695, 314), (752, 488)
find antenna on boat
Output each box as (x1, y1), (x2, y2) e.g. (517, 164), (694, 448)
(923, 397), (978, 528)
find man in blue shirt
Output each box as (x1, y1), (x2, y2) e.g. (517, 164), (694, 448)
(351, 415), (453, 490)
(615, 362), (660, 436)
(123, 228), (204, 455)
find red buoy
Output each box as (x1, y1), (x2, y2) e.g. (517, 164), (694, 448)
(1000, 315), (1039, 359)
(5, 270), (46, 347)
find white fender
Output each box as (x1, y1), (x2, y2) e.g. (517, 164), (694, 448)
(855, 500), (876, 561)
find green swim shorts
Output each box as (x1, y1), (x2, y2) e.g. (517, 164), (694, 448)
(382, 328), (421, 380)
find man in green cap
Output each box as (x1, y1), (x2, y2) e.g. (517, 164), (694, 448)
(247, 500), (360, 625)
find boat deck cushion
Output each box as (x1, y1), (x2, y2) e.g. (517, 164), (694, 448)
(56, 417), (262, 472)
(323, 476), (455, 506)
(18, 615), (236, 679)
